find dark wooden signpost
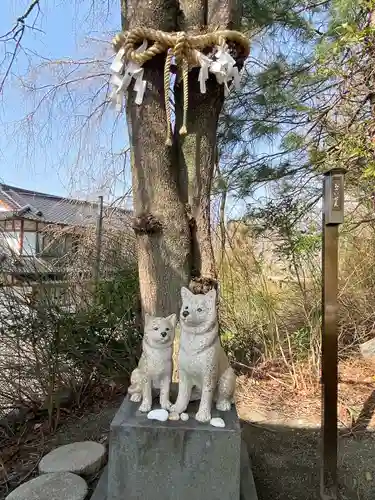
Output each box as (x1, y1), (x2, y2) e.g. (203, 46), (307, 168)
(94, 194), (104, 285)
(321, 168), (346, 499)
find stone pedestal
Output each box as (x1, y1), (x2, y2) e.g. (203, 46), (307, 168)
(92, 391), (258, 500)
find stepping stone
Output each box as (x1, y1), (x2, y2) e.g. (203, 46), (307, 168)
(6, 472), (87, 500)
(38, 441), (106, 476)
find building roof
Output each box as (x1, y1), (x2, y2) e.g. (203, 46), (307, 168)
(0, 183), (132, 229)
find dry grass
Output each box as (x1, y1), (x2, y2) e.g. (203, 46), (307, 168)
(236, 358), (375, 430)
(216, 218), (375, 395)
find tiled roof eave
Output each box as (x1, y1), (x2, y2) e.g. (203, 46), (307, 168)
(0, 212), (95, 228)
(0, 212), (129, 231)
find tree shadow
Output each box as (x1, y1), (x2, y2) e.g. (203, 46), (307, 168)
(241, 419), (375, 500)
(352, 389), (375, 433)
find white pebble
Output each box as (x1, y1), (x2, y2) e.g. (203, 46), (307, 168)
(210, 417), (225, 428)
(180, 413), (189, 421)
(147, 409), (169, 422)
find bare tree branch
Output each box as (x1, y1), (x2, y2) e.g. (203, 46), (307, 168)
(0, 0), (42, 93)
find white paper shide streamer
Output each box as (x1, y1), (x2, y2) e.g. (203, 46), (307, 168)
(209, 46), (241, 96)
(194, 45), (242, 96)
(110, 42), (243, 112)
(110, 40), (148, 111)
(195, 50), (211, 94)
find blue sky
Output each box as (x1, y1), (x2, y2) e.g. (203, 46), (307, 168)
(0, 1), (283, 219)
(0, 0), (129, 202)
(0, 0), (251, 217)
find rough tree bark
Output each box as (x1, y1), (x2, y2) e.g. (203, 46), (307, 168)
(121, 0), (243, 316)
(176, 0), (242, 293)
(123, 0), (191, 318)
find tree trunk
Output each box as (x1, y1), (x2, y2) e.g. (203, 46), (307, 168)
(175, 80), (222, 290)
(123, 0), (191, 317)
(121, 0), (243, 314)
(176, 0), (242, 293)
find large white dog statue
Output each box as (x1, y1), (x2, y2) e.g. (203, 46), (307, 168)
(171, 287), (236, 422)
(128, 312), (177, 413)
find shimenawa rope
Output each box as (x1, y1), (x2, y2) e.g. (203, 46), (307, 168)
(111, 27), (250, 145)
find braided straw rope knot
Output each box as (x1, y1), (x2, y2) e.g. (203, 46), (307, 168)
(110, 27), (250, 145)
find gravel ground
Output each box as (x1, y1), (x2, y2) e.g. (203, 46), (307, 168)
(40, 401), (375, 500)
(243, 422), (375, 500)
(2, 391), (375, 500)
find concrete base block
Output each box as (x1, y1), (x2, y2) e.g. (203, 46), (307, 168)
(108, 394), (241, 500)
(92, 441), (257, 500)
(91, 388), (258, 500)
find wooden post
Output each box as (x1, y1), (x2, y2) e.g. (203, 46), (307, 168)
(94, 195), (104, 285)
(320, 167), (346, 500)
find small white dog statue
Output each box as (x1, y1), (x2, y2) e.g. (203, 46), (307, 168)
(171, 287), (236, 422)
(128, 312), (177, 413)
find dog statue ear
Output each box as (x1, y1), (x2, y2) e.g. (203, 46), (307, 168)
(144, 312), (151, 325)
(181, 286), (193, 300)
(166, 313), (177, 328)
(206, 288), (217, 302)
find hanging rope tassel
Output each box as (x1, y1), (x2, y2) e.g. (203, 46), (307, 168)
(164, 49), (173, 146)
(174, 32), (189, 137)
(179, 58), (189, 136)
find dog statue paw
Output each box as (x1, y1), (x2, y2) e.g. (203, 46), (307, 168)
(139, 401), (152, 413)
(195, 408), (212, 423)
(129, 393), (142, 403)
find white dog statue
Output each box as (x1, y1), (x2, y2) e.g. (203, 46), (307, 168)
(128, 312), (177, 413)
(171, 287), (236, 422)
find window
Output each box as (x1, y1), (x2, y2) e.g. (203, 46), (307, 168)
(22, 232), (37, 255)
(2, 231), (21, 254)
(23, 220), (37, 231)
(40, 234), (66, 257)
(1, 231), (38, 256)
(65, 235), (73, 253)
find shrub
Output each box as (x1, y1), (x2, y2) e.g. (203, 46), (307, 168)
(0, 267), (141, 421)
